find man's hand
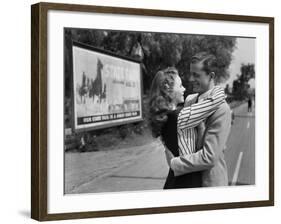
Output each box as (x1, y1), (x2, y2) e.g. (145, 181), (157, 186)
(164, 149), (174, 167)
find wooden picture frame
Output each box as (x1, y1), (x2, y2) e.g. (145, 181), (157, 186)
(31, 2), (274, 221)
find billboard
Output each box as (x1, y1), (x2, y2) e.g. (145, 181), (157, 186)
(71, 41), (143, 131)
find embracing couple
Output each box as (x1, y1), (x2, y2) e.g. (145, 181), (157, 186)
(149, 52), (232, 188)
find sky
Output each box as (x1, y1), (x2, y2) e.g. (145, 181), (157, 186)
(225, 37), (256, 88)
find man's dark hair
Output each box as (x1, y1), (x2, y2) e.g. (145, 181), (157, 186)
(191, 52), (217, 75)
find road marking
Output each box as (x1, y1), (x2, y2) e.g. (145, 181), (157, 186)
(247, 121), (250, 129)
(231, 152), (243, 186)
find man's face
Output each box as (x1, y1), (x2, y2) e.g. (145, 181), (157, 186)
(189, 61), (213, 94)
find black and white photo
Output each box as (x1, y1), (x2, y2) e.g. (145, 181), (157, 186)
(64, 29), (256, 193)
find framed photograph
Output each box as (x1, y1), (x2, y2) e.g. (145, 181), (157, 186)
(31, 2), (274, 221)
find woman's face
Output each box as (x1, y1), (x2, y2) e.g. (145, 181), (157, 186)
(172, 75), (186, 105)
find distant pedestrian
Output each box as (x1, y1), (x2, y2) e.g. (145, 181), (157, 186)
(248, 97), (252, 112)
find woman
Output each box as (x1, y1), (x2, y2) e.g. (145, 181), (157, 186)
(149, 67), (225, 189)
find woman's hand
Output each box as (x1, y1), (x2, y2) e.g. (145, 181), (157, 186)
(164, 149), (174, 167)
(210, 85), (226, 101)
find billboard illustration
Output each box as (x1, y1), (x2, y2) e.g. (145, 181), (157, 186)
(71, 41), (143, 131)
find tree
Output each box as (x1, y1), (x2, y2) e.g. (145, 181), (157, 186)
(225, 84), (231, 95)
(63, 28), (239, 148)
(177, 36), (237, 94)
(232, 63), (255, 100)
(64, 29), (237, 95)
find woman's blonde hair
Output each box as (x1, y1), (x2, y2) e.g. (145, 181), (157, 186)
(148, 67), (179, 138)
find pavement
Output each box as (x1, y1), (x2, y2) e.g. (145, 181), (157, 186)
(65, 102), (255, 194)
(65, 139), (168, 194)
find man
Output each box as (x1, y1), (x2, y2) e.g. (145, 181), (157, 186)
(167, 52), (232, 187)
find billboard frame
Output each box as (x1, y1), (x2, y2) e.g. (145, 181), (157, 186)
(69, 40), (144, 133)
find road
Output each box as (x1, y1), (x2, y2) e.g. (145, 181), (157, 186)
(65, 102), (255, 194)
(225, 102), (255, 186)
